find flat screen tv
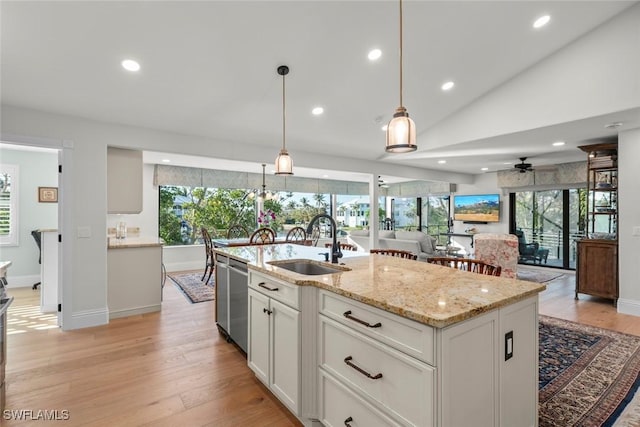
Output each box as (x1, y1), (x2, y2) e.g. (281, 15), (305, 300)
(453, 194), (500, 223)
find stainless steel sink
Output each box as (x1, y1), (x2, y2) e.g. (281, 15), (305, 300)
(268, 260), (350, 276)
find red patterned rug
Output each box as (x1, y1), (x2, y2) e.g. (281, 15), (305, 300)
(168, 272), (214, 303)
(539, 315), (640, 426)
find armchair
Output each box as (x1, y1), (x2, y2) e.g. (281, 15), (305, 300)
(515, 230), (540, 263)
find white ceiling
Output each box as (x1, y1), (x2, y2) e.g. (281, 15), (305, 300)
(1, 1), (638, 182)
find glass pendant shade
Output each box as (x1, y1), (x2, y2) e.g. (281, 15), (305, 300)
(275, 148), (293, 175)
(385, 106), (416, 153)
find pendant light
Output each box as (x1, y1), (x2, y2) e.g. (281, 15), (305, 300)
(275, 65), (293, 175)
(249, 163), (278, 201)
(386, 0), (417, 153)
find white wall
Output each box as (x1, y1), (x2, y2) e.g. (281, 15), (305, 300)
(617, 128), (640, 316)
(0, 147), (58, 285)
(451, 172), (508, 254)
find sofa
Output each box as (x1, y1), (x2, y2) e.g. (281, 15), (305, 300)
(347, 230), (438, 261)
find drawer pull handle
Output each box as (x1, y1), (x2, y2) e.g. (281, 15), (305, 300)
(344, 356), (383, 380)
(343, 310), (381, 328)
(344, 416), (353, 426)
(258, 282), (279, 292)
(263, 308), (272, 315)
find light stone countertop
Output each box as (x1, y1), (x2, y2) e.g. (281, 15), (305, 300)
(214, 244), (546, 328)
(107, 237), (164, 249)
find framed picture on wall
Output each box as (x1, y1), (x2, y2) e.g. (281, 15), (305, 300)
(38, 186), (58, 203)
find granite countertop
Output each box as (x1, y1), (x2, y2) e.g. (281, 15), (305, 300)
(107, 237), (164, 249)
(214, 244), (545, 328)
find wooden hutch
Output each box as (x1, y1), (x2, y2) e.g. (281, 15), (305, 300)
(576, 141), (618, 305)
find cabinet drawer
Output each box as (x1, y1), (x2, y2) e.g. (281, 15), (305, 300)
(248, 271), (299, 309)
(320, 369), (402, 427)
(320, 316), (435, 426)
(319, 290), (434, 365)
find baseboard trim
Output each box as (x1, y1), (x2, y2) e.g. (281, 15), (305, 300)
(617, 298), (640, 317)
(109, 304), (161, 320)
(5, 274), (40, 288)
(165, 261), (202, 273)
(69, 308), (109, 330)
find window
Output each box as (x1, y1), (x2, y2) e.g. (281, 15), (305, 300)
(0, 164), (18, 246)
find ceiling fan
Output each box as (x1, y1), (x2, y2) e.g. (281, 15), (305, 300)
(514, 157), (534, 173)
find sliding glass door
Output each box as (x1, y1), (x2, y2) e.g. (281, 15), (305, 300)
(511, 188), (585, 269)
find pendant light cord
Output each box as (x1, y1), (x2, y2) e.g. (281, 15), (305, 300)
(282, 73), (286, 151)
(399, 0), (404, 108)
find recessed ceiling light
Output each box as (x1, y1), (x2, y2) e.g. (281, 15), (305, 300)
(322, 174), (329, 178)
(552, 141), (565, 146)
(381, 125), (388, 131)
(481, 167), (489, 171)
(368, 49), (382, 61)
(121, 59), (140, 72)
(605, 121), (623, 129)
(503, 162), (512, 165)
(312, 107), (324, 115)
(533, 15), (550, 29)
(438, 160), (447, 164)
(161, 159), (171, 163)
(441, 81), (455, 91)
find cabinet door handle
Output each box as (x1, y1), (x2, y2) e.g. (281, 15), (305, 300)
(344, 356), (383, 380)
(344, 416), (353, 426)
(343, 310), (381, 328)
(263, 308), (272, 315)
(258, 282), (279, 292)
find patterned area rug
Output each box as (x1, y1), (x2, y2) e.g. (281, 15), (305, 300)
(168, 272), (215, 303)
(518, 268), (565, 283)
(539, 315), (640, 426)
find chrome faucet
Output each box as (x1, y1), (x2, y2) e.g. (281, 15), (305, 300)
(307, 214), (342, 264)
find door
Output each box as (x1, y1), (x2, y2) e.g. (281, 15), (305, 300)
(248, 289), (270, 385)
(270, 298), (300, 414)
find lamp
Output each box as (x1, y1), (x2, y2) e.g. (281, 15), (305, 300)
(275, 65), (293, 175)
(386, 0), (417, 153)
(249, 163), (278, 201)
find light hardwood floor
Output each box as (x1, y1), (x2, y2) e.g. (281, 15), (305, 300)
(4, 269), (640, 426)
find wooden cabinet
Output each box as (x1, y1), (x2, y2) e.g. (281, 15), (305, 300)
(576, 239), (618, 303)
(247, 271), (300, 416)
(318, 289), (539, 427)
(107, 147), (142, 214)
(576, 142), (618, 304)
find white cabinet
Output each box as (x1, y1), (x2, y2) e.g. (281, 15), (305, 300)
(247, 271), (300, 416)
(319, 289), (539, 427)
(107, 147), (142, 214)
(107, 245), (162, 319)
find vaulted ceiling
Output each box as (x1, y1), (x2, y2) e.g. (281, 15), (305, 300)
(2, 1), (639, 182)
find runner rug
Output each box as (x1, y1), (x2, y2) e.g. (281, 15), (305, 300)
(168, 272), (215, 304)
(539, 315), (640, 426)
(518, 268), (565, 283)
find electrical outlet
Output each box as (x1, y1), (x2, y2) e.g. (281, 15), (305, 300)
(633, 226), (640, 237)
(77, 226), (92, 238)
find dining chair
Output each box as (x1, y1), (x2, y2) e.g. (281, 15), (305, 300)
(427, 257), (501, 276)
(227, 224), (249, 239)
(286, 226), (307, 244)
(310, 224), (321, 246)
(249, 227), (276, 245)
(200, 227), (215, 284)
(325, 242), (358, 252)
(370, 248), (417, 260)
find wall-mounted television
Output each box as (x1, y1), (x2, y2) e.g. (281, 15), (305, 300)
(453, 194), (500, 223)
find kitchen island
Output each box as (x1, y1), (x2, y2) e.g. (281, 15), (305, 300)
(213, 243), (545, 427)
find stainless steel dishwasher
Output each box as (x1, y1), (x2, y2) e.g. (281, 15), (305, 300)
(215, 254), (248, 353)
(228, 258), (248, 353)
